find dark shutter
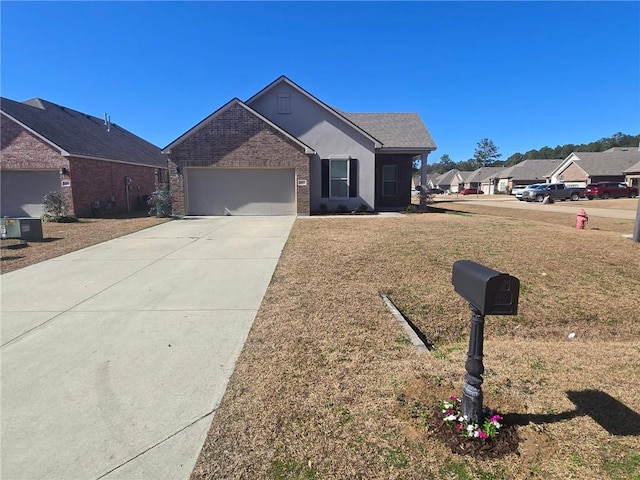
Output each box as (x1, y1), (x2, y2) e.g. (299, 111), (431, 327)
(349, 159), (358, 198)
(321, 159), (329, 198)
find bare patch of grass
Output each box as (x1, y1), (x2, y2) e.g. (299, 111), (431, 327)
(191, 212), (640, 479)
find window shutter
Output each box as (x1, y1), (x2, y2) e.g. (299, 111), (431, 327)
(321, 159), (329, 198)
(349, 159), (358, 197)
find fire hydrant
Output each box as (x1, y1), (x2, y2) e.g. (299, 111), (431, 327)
(576, 209), (588, 230)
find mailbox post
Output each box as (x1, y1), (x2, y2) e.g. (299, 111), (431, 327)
(452, 260), (520, 424)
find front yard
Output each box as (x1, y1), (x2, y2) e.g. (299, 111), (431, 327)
(191, 209), (640, 479)
(0, 215), (170, 274)
(3, 205), (638, 479)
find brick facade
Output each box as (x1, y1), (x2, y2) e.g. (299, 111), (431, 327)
(167, 102), (310, 215)
(1, 115), (166, 218)
(560, 162), (589, 183)
(68, 157), (163, 217)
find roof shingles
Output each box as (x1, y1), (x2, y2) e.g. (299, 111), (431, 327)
(340, 112), (436, 151)
(1, 97), (166, 168)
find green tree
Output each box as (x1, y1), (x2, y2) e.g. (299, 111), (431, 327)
(505, 152), (524, 166)
(429, 154), (457, 174)
(473, 138), (502, 167)
(457, 159), (478, 171)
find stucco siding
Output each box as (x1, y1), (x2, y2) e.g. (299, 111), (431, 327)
(248, 83), (376, 211)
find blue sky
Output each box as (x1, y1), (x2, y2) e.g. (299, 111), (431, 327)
(2, 1), (639, 163)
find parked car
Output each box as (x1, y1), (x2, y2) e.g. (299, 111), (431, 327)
(513, 184), (543, 201)
(460, 188), (484, 195)
(584, 182), (639, 200)
(521, 183), (585, 202)
(425, 187), (445, 194)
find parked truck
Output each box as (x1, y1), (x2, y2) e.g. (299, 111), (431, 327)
(521, 183), (585, 202)
(584, 182), (639, 200)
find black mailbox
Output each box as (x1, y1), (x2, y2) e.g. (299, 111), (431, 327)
(452, 260), (519, 315)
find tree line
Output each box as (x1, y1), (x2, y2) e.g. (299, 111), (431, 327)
(427, 132), (640, 175)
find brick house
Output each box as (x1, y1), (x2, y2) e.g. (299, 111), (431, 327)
(1, 97), (167, 218)
(548, 147), (640, 187)
(163, 76), (436, 215)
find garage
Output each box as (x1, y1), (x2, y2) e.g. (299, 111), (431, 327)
(185, 168), (296, 215)
(1, 170), (60, 217)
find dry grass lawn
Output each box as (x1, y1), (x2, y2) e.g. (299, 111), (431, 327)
(0, 215), (170, 274)
(191, 209), (640, 479)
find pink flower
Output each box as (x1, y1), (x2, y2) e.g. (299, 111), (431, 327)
(455, 423), (463, 431)
(478, 431), (488, 439)
(450, 395), (457, 402)
(490, 414), (503, 423)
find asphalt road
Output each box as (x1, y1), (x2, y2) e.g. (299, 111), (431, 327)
(438, 196), (638, 220)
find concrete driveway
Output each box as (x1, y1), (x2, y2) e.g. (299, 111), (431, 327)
(1, 216), (295, 480)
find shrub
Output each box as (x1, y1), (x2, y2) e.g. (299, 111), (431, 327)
(358, 202), (369, 212)
(147, 184), (173, 217)
(336, 204), (348, 213)
(42, 191), (76, 222)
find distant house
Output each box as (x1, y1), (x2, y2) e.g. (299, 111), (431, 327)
(1, 97), (167, 217)
(163, 76), (436, 215)
(461, 167), (504, 194)
(428, 169), (463, 193)
(549, 147), (640, 187)
(624, 160), (640, 188)
(496, 159), (562, 193)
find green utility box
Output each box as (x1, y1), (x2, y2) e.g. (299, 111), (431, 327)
(1, 217), (44, 241)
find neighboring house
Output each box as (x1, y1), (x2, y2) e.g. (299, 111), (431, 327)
(496, 159), (561, 193)
(163, 76), (436, 215)
(460, 167), (504, 194)
(457, 171), (477, 192)
(624, 160), (640, 188)
(1, 97), (167, 217)
(549, 147), (640, 187)
(429, 169), (464, 193)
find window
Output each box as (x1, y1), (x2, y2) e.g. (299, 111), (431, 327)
(382, 165), (398, 196)
(321, 158), (358, 198)
(330, 159), (349, 198)
(277, 94), (290, 114)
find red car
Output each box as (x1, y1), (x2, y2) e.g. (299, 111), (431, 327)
(584, 182), (638, 200)
(460, 188), (484, 195)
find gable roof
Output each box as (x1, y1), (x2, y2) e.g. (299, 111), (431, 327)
(163, 97), (315, 155)
(246, 76), (383, 148)
(624, 159), (640, 174)
(434, 169), (462, 185)
(561, 147), (640, 176)
(1, 97), (166, 168)
(247, 76), (435, 152)
(464, 167), (505, 183)
(552, 147), (640, 177)
(498, 159), (562, 181)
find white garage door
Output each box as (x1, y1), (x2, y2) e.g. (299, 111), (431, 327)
(1, 170), (60, 217)
(186, 168), (296, 216)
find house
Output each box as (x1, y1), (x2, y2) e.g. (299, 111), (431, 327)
(549, 147), (640, 187)
(429, 169), (464, 193)
(460, 167), (504, 194)
(624, 160), (640, 188)
(495, 159), (562, 193)
(163, 76), (436, 215)
(1, 97), (167, 217)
